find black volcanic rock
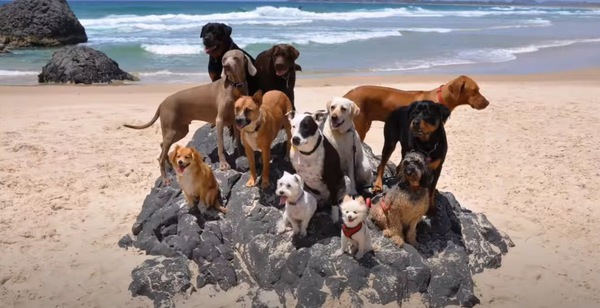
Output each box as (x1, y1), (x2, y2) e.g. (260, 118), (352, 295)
(0, 0), (87, 48)
(122, 124), (513, 307)
(38, 46), (137, 84)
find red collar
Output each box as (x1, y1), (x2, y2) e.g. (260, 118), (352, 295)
(366, 197), (390, 214)
(436, 85), (447, 107)
(342, 222), (363, 238)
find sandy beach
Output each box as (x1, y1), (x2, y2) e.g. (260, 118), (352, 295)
(0, 70), (599, 307)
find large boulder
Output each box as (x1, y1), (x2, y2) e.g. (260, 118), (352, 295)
(120, 124), (513, 307)
(38, 46), (138, 84)
(0, 0), (87, 48)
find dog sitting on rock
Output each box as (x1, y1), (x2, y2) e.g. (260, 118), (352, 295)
(276, 171), (317, 237)
(370, 151), (431, 247)
(334, 193), (373, 259)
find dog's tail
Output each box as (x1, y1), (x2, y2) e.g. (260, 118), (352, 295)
(123, 107), (160, 129)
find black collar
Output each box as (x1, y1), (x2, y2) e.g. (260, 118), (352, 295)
(228, 79), (245, 88)
(287, 189), (304, 206)
(299, 134), (322, 156)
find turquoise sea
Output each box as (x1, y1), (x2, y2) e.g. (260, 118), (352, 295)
(1, 0), (599, 84)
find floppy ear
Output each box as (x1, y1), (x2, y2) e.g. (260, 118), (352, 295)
(286, 110), (295, 122)
(200, 24), (208, 38)
(438, 104), (451, 123)
(231, 86), (242, 100)
(289, 46), (300, 60)
(326, 99), (332, 112)
(449, 77), (466, 97)
(293, 174), (303, 188)
(191, 148), (204, 166)
(420, 164), (434, 188)
(223, 24), (232, 37)
(313, 110), (328, 125)
(252, 90), (263, 105)
(169, 145), (180, 166)
(407, 101), (419, 118)
(271, 45), (281, 58)
(245, 54), (257, 77)
(294, 63), (302, 72)
(352, 102), (361, 117)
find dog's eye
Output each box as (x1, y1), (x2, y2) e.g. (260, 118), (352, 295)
(185, 155), (191, 159)
(330, 105), (335, 111)
(286, 184), (291, 188)
(341, 107), (347, 112)
(353, 211), (357, 214)
(292, 125), (296, 129)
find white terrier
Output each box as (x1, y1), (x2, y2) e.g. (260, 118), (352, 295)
(276, 171), (317, 237)
(334, 194), (373, 259)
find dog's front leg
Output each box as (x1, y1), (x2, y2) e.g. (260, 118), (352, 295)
(245, 142), (257, 187)
(277, 210), (289, 234)
(216, 119), (230, 170)
(333, 233), (348, 256)
(260, 148), (271, 189)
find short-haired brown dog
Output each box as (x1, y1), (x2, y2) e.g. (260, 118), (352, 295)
(234, 90), (293, 189)
(169, 145), (227, 214)
(369, 151), (431, 247)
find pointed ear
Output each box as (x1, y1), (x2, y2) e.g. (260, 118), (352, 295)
(224, 24), (232, 37)
(293, 174), (303, 188)
(438, 104), (451, 123)
(231, 86), (242, 100)
(294, 63), (302, 72)
(245, 54), (257, 77)
(286, 110), (296, 122)
(252, 90), (263, 105)
(169, 145), (180, 166)
(313, 110), (328, 125)
(289, 46), (300, 60)
(343, 194), (352, 203)
(352, 102), (360, 117)
(191, 148), (204, 166)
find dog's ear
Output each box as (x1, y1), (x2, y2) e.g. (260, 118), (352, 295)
(343, 194), (353, 203)
(252, 90), (263, 105)
(271, 44), (282, 57)
(449, 77), (466, 98)
(223, 24), (232, 37)
(288, 45), (300, 60)
(245, 54), (257, 77)
(231, 86), (242, 100)
(286, 110), (296, 122)
(351, 102), (361, 117)
(169, 145), (180, 166)
(191, 148), (204, 166)
(420, 164), (434, 188)
(437, 104), (451, 123)
(313, 110), (328, 125)
(407, 101), (419, 118)
(293, 174), (303, 188)
(200, 24), (208, 38)
(294, 63), (302, 72)
(326, 99), (333, 113)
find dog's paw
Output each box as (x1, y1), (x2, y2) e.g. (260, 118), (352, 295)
(332, 249), (344, 257)
(260, 180), (270, 190)
(355, 251), (365, 260)
(246, 177), (256, 187)
(162, 178), (172, 186)
(298, 229), (307, 237)
(276, 223), (286, 234)
(219, 161), (231, 171)
(372, 182), (383, 194)
(382, 229), (393, 238)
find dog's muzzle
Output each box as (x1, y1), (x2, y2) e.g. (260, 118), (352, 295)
(331, 115), (344, 128)
(235, 117), (248, 129)
(292, 136), (301, 146)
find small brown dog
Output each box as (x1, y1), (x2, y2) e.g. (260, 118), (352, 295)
(169, 145), (227, 214)
(234, 90), (292, 189)
(370, 151), (431, 247)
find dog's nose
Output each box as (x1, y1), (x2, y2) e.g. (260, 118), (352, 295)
(235, 117), (244, 124)
(331, 114), (338, 121)
(278, 191), (284, 196)
(292, 136), (300, 146)
(178, 160), (184, 166)
(223, 63), (231, 68)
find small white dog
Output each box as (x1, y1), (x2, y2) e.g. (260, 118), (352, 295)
(276, 171), (318, 237)
(334, 194), (373, 259)
(322, 97), (373, 195)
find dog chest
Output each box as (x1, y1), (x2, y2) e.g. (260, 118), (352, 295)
(243, 132), (261, 152)
(179, 172), (197, 196)
(291, 147), (329, 200)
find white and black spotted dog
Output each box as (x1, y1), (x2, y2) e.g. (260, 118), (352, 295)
(288, 110), (346, 223)
(276, 171), (317, 237)
(323, 97), (373, 195)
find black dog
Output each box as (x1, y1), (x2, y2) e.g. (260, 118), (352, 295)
(200, 22), (259, 94)
(374, 100), (450, 216)
(254, 44), (302, 109)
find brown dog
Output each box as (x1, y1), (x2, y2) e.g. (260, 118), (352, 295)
(254, 44), (302, 109)
(343, 75), (489, 141)
(169, 145), (227, 214)
(123, 50), (256, 185)
(370, 152), (431, 247)
(234, 90), (292, 189)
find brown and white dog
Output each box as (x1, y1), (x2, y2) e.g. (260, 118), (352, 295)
(343, 75), (489, 141)
(234, 90), (293, 189)
(169, 145), (227, 214)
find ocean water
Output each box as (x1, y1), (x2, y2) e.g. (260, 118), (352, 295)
(1, 1), (599, 84)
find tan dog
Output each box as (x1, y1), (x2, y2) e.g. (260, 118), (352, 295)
(343, 75), (489, 141)
(124, 50), (257, 185)
(169, 145), (227, 214)
(234, 90), (292, 189)
(370, 152), (431, 247)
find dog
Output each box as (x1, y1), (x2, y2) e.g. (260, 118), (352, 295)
(374, 100), (450, 216)
(254, 44), (302, 109)
(276, 171), (317, 237)
(123, 50), (257, 184)
(370, 151), (431, 247)
(334, 194), (373, 259)
(288, 110), (346, 223)
(343, 75), (489, 141)
(169, 145), (227, 214)
(234, 90), (292, 189)
(322, 97), (373, 195)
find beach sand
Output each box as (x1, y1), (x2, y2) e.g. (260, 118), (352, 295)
(0, 70), (599, 307)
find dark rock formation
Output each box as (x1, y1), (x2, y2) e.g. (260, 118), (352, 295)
(38, 46), (138, 84)
(121, 124), (513, 307)
(0, 43), (8, 53)
(0, 0), (87, 48)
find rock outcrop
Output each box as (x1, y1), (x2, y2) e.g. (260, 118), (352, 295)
(0, 0), (87, 48)
(121, 124), (513, 307)
(38, 46), (138, 84)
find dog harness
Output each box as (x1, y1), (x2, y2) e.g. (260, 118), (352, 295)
(287, 189), (304, 206)
(366, 197), (391, 214)
(298, 134), (322, 156)
(342, 222), (363, 238)
(436, 85), (447, 106)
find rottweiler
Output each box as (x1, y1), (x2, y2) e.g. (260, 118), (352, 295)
(374, 100), (450, 216)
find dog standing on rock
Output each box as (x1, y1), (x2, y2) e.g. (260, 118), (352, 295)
(234, 89), (292, 189)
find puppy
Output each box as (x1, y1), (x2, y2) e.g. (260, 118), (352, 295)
(370, 152), (431, 247)
(200, 22), (259, 94)
(169, 145), (227, 214)
(234, 90), (292, 189)
(374, 100), (450, 216)
(276, 171), (317, 237)
(322, 97), (373, 195)
(334, 194), (373, 259)
(288, 110), (345, 223)
(254, 44), (302, 108)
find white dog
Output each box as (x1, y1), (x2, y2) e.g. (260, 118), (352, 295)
(334, 194), (373, 259)
(276, 171), (318, 237)
(322, 97), (373, 195)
